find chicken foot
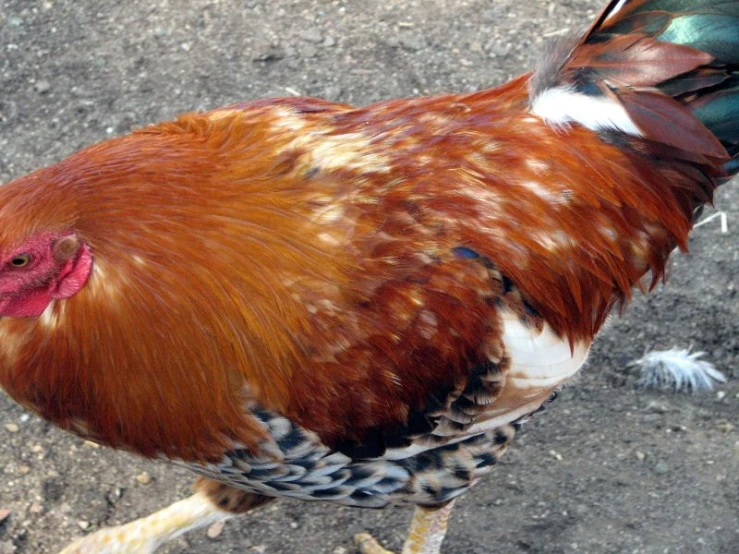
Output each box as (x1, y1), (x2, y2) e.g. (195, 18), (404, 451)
(355, 501), (456, 554)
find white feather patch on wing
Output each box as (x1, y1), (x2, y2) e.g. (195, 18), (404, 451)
(384, 311), (591, 459)
(532, 86), (643, 136)
(459, 311), (591, 438)
(501, 310), (591, 389)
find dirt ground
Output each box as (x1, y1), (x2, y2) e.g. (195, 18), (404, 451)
(0, 1), (737, 553)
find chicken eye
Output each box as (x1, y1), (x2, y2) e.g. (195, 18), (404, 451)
(9, 255), (31, 268)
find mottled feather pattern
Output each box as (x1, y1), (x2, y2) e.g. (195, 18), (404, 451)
(185, 408), (526, 508)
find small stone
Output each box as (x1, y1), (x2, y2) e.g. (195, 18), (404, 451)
(83, 441), (100, 449)
(332, 548), (348, 554)
(717, 391), (726, 400)
(482, 9), (502, 23)
(289, 521), (298, 529)
(301, 45), (318, 58)
(135, 472), (151, 485)
(253, 46), (285, 62)
(717, 422), (735, 433)
(250, 546), (266, 553)
(321, 85), (343, 100)
(399, 35), (426, 52)
(31, 445), (44, 453)
(645, 401), (669, 414)
(635, 451), (646, 462)
(385, 36), (399, 48)
(549, 450), (563, 461)
(77, 520), (90, 530)
(29, 504), (44, 515)
(297, 28), (322, 43)
(574, 504), (589, 516)
(654, 461), (669, 475)
(206, 520), (225, 539)
(34, 80), (51, 94)
(4, 423), (19, 434)
(485, 39), (510, 57)
(322, 35), (336, 47)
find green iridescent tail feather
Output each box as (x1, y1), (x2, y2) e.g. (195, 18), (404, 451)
(589, 0), (739, 178)
(689, 74), (739, 175)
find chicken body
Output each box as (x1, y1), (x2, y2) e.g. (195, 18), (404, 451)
(0, 1), (737, 552)
(2, 80), (594, 502)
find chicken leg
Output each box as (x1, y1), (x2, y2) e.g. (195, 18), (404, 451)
(355, 501), (456, 554)
(59, 479), (272, 554)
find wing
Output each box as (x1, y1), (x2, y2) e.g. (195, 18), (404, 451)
(185, 246), (589, 508)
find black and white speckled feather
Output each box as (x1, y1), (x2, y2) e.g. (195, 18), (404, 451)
(182, 398), (553, 509)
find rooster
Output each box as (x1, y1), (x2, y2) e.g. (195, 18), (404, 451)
(0, 1), (736, 553)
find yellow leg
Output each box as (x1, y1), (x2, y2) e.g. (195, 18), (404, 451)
(59, 479), (273, 554)
(59, 491), (232, 554)
(355, 501), (455, 554)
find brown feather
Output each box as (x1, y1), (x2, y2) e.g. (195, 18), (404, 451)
(619, 90), (728, 157)
(570, 35), (713, 88)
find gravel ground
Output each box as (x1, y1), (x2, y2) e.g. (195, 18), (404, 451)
(0, 1), (737, 553)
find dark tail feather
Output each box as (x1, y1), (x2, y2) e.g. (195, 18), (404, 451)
(688, 75), (739, 174)
(532, 0), (739, 178)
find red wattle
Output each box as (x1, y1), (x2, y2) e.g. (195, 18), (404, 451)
(0, 287), (54, 317)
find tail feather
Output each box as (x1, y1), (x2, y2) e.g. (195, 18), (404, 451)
(531, 0), (739, 177)
(691, 76), (739, 144)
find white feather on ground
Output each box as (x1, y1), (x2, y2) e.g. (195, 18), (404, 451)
(631, 348), (727, 393)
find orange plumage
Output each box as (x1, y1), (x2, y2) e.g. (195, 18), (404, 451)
(0, 1), (735, 553)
